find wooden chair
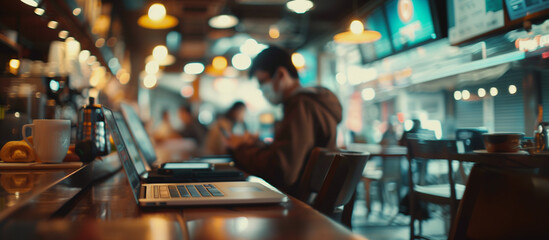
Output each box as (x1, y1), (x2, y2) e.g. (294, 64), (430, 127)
(313, 151), (369, 228)
(449, 165), (549, 240)
(406, 139), (466, 239)
(295, 147), (338, 204)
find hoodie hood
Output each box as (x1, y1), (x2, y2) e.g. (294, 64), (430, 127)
(286, 86), (343, 123)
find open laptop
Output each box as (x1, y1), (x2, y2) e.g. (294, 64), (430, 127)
(120, 103), (233, 167)
(104, 107), (287, 206)
(113, 108), (244, 182)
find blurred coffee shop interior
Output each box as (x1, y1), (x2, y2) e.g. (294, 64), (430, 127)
(2, 0), (549, 237)
(3, 0), (549, 145)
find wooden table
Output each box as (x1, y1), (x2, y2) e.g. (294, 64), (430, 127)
(0, 154), (366, 240)
(451, 151), (549, 168)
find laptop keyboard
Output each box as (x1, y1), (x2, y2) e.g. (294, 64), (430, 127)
(153, 184), (224, 198)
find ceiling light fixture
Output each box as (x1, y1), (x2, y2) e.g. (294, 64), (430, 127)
(208, 14), (239, 29)
(334, 0), (381, 44)
(209, 6), (239, 29)
(286, 0), (314, 14)
(334, 19), (381, 44)
(21, 0), (38, 7)
(138, 3), (178, 29)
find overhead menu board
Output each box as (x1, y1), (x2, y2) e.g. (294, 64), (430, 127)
(365, 8), (393, 58)
(384, 0), (438, 51)
(505, 0), (549, 21)
(447, 0), (505, 45)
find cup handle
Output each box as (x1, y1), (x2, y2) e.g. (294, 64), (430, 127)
(22, 124), (34, 148)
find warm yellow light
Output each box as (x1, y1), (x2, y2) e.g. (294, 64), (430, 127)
(48, 21), (58, 29)
(34, 8), (45, 16)
(291, 53), (305, 70)
(143, 75), (158, 88)
(9, 59), (20, 69)
(269, 25), (280, 39)
(117, 70), (130, 85)
(152, 45), (168, 61)
(145, 61), (159, 74)
(148, 3), (166, 21)
(212, 56), (228, 71)
(350, 20), (364, 34)
(89, 76), (100, 87)
(73, 8), (82, 16)
(95, 38), (105, 48)
(58, 30), (69, 39)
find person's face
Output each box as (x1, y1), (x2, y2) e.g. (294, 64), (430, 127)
(179, 109), (191, 124)
(235, 108), (246, 122)
(255, 69), (281, 91)
(256, 68), (284, 105)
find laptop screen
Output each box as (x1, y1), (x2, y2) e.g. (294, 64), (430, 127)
(103, 107), (141, 204)
(120, 103), (157, 166)
(114, 112), (148, 176)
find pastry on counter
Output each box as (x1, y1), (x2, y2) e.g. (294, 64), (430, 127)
(0, 140), (37, 163)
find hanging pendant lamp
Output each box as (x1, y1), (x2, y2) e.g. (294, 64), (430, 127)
(138, 3), (178, 29)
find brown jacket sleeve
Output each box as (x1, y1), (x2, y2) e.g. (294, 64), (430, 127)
(233, 98), (315, 191)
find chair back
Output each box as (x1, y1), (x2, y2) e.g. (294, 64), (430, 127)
(295, 147), (338, 203)
(407, 138), (459, 160)
(449, 165), (549, 240)
(313, 151), (370, 215)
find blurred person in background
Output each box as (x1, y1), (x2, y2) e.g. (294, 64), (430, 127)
(152, 110), (180, 142)
(226, 46), (342, 194)
(205, 101), (248, 155)
(380, 121), (398, 146)
(177, 104), (208, 150)
(398, 119), (435, 146)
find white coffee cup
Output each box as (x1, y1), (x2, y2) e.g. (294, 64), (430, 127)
(22, 119), (71, 163)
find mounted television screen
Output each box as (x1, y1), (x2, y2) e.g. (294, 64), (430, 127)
(384, 0), (438, 51)
(364, 8), (393, 59)
(505, 0), (549, 21)
(447, 0), (505, 45)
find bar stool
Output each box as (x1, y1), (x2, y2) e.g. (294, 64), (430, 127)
(406, 139), (466, 239)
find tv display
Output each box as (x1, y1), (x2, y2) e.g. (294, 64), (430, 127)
(447, 0), (505, 44)
(384, 0), (438, 51)
(365, 8), (393, 58)
(505, 0), (549, 21)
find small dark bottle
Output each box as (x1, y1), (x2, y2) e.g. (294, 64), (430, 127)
(75, 97), (110, 162)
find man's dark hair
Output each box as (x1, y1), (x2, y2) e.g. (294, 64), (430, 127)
(226, 101), (246, 121)
(248, 45), (299, 79)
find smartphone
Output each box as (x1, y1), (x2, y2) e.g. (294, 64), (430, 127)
(158, 162), (213, 175)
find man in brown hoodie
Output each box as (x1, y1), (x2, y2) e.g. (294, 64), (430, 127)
(227, 46), (342, 195)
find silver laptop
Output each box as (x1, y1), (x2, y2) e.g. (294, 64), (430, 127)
(104, 107), (287, 207)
